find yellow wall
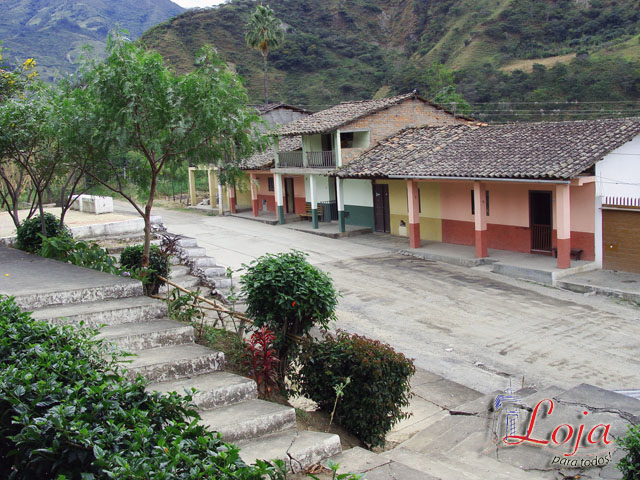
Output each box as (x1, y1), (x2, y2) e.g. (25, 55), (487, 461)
(376, 179), (442, 241)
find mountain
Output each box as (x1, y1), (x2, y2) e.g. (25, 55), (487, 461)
(0, 0), (184, 82)
(139, 0), (640, 120)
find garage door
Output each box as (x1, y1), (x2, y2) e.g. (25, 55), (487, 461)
(603, 209), (640, 273)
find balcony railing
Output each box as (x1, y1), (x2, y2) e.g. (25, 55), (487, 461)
(277, 151), (304, 168)
(306, 151), (336, 168)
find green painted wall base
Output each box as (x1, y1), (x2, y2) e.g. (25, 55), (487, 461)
(312, 209), (319, 229)
(338, 210), (346, 232)
(277, 205), (285, 225)
(344, 204), (375, 230)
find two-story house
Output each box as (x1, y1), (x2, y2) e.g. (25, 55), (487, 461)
(270, 93), (470, 231)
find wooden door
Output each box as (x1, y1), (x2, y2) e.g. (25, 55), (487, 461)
(603, 209), (640, 272)
(529, 191), (552, 252)
(373, 184), (390, 233)
(284, 177), (295, 214)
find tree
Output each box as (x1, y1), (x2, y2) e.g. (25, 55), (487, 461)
(245, 4), (284, 104)
(424, 62), (471, 115)
(73, 32), (265, 267)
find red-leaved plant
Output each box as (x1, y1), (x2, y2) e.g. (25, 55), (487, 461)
(244, 327), (279, 399)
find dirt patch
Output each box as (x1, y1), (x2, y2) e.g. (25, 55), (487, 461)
(500, 53), (576, 72)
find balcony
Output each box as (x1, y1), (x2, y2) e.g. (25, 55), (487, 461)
(306, 151), (336, 168)
(277, 151), (303, 168)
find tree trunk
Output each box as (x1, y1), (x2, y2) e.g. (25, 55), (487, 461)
(36, 188), (47, 236)
(142, 171), (158, 269)
(263, 54), (268, 104)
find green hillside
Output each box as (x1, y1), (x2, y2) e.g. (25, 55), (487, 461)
(140, 0), (640, 120)
(0, 0), (184, 82)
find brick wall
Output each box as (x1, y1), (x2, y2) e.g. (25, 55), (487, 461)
(341, 99), (464, 164)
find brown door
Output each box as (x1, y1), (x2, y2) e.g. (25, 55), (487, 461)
(529, 191), (552, 252)
(284, 177), (295, 213)
(603, 209), (640, 272)
(373, 184), (390, 233)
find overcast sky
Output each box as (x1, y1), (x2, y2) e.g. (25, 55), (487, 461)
(172, 0), (226, 8)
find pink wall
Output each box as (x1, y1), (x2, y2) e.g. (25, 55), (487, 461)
(570, 182), (595, 233)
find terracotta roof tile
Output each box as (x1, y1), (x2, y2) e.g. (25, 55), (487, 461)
(241, 136), (302, 170)
(335, 119), (640, 180)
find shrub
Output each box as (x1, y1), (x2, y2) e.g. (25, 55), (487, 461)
(618, 424), (640, 479)
(294, 331), (415, 448)
(15, 213), (66, 253)
(244, 327), (279, 399)
(120, 243), (170, 295)
(240, 251), (339, 382)
(0, 294), (289, 479)
(39, 235), (121, 274)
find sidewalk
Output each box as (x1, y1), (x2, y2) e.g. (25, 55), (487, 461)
(556, 269), (640, 304)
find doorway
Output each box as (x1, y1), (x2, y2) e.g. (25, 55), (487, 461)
(529, 191), (552, 252)
(373, 184), (390, 233)
(284, 177), (295, 214)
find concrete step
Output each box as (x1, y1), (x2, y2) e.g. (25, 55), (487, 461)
(199, 399), (296, 443)
(176, 237), (198, 248)
(125, 343), (224, 382)
(160, 275), (201, 293)
(30, 296), (168, 327)
(240, 429), (342, 474)
(170, 265), (190, 277)
(203, 266), (227, 277)
(147, 371), (257, 409)
(210, 277), (233, 289)
(179, 246), (207, 257)
(15, 280), (143, 310)
(192, 256), (218, 268)
(329, 447), (438, 480)
(98, 319), (194, 351)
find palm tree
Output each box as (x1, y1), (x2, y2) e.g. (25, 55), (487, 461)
(245, 4), (284, 104)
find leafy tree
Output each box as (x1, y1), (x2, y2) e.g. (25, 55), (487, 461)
(71, 32), (265, 267)
(245, 4), (284, 104)
(423, 62), (471, 115)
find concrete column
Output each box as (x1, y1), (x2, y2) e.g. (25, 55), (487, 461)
(337, 177), (346, 233)
(274, 173), (285, 224)
(227, 184), (237, 214)
(250, 173), (259, 217)
(473, 181), (488, 258)
(188, 167), (197, 207)
(207, 168), (217, 208)
(217, 176), (224, 216)
(407, 179), (420, 248)
(334, 129), (342, 167)
(310, 175), (318, 229)
(556, 183), (571, 269)
(594, 195), (603, 268)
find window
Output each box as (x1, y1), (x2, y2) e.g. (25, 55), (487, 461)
(340, 132), (354, 149)
(268, 177), (274, 192)
(471, 190), (490, 216)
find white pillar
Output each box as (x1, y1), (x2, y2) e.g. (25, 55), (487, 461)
(217, 176), (224, 216)
(595, 195), (603, 268)
(274, 173), (285, 224)
(309, 175), (319, 229)
(337, 177), (345, 233)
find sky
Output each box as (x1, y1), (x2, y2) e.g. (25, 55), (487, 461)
(172, 0), (226, 8)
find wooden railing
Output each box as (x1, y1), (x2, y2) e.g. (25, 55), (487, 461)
(277, 151), (303, 168)
(306, 151), (336, 168)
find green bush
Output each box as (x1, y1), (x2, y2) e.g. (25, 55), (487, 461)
(39, 235), (121, 274)
(618, 424), (640, 479)
(0, 294), (284, 479)
(15, 213), (66, 253)
(120, 243), (170, 295)
(294, 331), (415, 448)
(240, 251), (338, 382)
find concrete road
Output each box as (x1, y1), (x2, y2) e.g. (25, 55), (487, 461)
(123, 203), (640, 395)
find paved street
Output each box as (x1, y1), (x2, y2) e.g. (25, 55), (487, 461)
(123, 203), (640, 395)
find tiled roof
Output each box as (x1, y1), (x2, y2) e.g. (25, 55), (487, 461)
(241, 136), (302, 170)
(334, 119), (640, 180)
(252, 103), (309, 115)
(276, 93), (463, 136)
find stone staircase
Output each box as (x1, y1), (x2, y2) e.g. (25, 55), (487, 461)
(25, 278), (341, 473)
(326, 382), (638, 479)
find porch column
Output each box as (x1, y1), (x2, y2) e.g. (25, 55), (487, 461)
(227, 185), (237, 213)
(337, 177), (346, 233)
(310, 175), (319, 229)
(407, 179), (420, 248)
(556, 184), (571, 269)
(207, 168), (217, 208)
(188, 167), (197, 207)
(473, 181), (488, 258)
(274, 173), (285, 224)
(217, 176), (224, 216)
(250, 173), (259, 217)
